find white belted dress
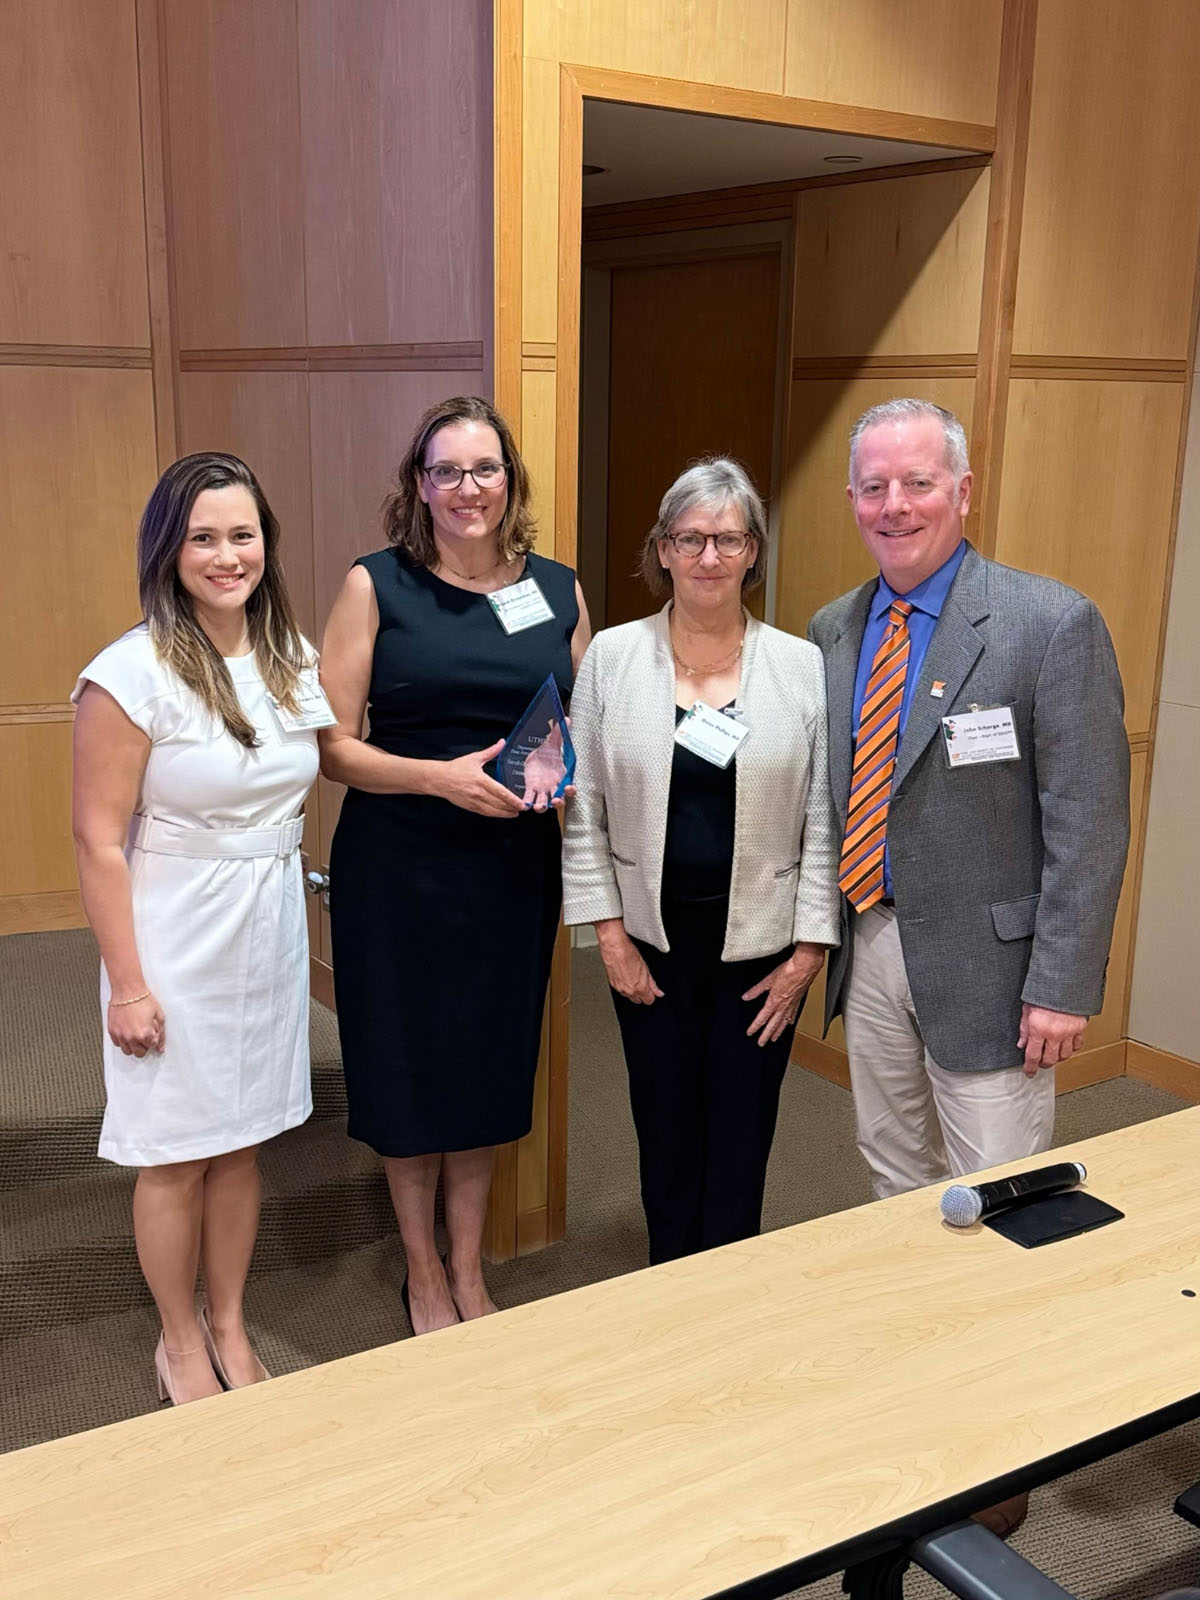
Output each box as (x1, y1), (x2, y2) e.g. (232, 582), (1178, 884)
(72, 624), (317, 1166)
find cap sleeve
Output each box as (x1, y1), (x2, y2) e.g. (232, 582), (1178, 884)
(71, 628), (169, 738)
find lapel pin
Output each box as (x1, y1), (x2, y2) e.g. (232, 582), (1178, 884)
(930, 681), (946, 698)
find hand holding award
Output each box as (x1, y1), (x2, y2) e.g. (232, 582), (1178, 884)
(494, 675), (577, 811)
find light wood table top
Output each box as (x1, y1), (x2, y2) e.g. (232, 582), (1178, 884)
(3, 1109), (1199, 1599)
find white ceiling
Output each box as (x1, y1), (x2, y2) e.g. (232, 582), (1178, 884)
(581, 100), (975, 208)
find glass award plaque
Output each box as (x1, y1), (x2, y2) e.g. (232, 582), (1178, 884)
(494, 674), (576, 804)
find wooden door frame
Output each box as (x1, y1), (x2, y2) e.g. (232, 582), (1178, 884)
(550, 65), (997, 580)
(490, 38), (1001, 1258)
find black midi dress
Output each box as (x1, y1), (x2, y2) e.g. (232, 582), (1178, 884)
(329, 547), (577, 1157)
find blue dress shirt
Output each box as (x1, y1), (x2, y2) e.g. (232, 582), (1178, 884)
(850, 539), (966, 896)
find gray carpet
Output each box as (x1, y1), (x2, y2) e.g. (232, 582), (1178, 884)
(1, 929), (1198, 1598)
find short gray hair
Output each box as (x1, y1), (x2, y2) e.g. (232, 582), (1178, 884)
(639, 456), (769, 597)
(848, 398), (970, 488)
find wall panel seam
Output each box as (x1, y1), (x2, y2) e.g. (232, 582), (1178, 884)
(1011, 356), (1187, 372)
(494, 0), (523, 428)
(0, 346), (151, 369)
(135, 0), (180, 466)
(792, 356), (978, 376)
(0, 707), (76, 725)
(1009, 366), (1186, 383)
(179, 343), (485, 373)
(971, 0), (1038, 558)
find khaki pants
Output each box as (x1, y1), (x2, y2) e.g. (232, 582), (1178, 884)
(842, 903), (1056, 1199)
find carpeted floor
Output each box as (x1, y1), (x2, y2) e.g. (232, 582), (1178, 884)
(1, 929), (1198, 1597)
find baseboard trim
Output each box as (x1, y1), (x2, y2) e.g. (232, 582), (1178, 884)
(0, 891), (87, 936)
(792, 1034), (1128, 1094)
(1126, 1040), (1200, 1103)
(1055, 1039), (1127, 1091)
(792, 1033), (850, 1089)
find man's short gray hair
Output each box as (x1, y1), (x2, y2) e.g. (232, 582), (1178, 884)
(848, 398), (971, 487)
(639, 456), (769, 597)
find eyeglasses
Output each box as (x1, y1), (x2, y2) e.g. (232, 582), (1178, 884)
(665, 529), (752, 558)
(422, 460), (508, 492)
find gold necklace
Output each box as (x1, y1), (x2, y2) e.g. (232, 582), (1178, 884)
(436, 549), (509, 584)
(671, 627), (745, 678)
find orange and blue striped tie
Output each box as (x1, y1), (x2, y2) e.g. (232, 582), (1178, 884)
(838, 599), (913, 912)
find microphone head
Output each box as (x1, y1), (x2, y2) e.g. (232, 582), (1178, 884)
(940, 1184), (983, 1227)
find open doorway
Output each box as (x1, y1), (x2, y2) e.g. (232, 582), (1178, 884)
(575, 99), (978, 634)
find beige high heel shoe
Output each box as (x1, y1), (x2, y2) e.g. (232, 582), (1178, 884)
(200, 1307), (271, 1387)
(154, 1334), (219, 1405)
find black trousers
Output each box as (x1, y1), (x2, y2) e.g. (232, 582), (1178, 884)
(610, 896), (800, 1266)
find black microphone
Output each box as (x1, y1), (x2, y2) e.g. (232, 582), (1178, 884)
(940, 1161), (1087, 1227)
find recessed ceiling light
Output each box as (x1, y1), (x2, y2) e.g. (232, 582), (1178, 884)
(823, 154), (863, 165)
(582, 163), (608, 177)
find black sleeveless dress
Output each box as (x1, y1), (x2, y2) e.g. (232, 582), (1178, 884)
(329, 548), (577, 1157)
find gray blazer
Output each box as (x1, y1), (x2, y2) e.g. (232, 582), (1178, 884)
(808, 544), (1130, 1071)
(563, 604), (841, 961)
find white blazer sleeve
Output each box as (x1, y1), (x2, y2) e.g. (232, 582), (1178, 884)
(791, 655), (841, 947)
(562, 637), (623, 927)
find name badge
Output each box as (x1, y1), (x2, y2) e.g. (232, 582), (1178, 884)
(488, 576), (555, 634)
(941, 704), (1020, 767)
(674, 701), (750, 769)
(269, 674), (337, 734)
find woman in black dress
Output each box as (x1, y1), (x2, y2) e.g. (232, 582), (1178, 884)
(320, 396), (590, 1334)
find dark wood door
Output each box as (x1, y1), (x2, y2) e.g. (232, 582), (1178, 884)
(604, 250), (781, 627)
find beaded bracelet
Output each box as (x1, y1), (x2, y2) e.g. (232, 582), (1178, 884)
(107, 991), (150, 1008)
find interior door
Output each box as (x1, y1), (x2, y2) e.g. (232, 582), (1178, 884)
(604, 250), (782, 628)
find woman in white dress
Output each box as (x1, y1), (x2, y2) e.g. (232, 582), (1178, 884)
(72, 453), (320, 1405)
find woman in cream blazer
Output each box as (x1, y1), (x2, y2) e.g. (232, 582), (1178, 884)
(564, 458), (839, 1264)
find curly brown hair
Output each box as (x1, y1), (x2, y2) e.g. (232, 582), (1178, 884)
(382, 395), (536, 566)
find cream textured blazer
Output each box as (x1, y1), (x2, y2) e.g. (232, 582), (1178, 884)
(562, 603), (841, 961)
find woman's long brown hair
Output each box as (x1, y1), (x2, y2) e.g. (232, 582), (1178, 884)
(138, 452), (307, 748)
(383, 395), (536, 567)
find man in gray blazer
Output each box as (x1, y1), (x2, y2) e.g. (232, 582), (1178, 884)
(809, 398), (1129, 1202)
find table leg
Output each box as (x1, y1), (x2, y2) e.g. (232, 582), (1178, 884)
(842, 1550), (910, 1600)
(910, 1520), (1076, 1600)
(1174, 1479), (1200, 1528)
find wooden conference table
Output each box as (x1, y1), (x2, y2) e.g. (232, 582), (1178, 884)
(2, 1109), (1199, 1599)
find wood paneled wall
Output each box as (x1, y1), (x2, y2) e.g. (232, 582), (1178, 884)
(1127, 368), (1200, 1074)
(2, 0), (491, 943)
(603, 250), (782, 628)
(998, 0), (1200, 1086)
(1002, 0), (1200, 1083)
(779, 0), (1200, 1085)
(166, 0), (492, 986)
(0, 1), (156, 936)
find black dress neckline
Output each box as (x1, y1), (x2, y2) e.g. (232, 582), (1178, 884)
(405, 548), (531, 600)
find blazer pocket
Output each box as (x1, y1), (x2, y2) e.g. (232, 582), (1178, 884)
(991, 893), (1040, 941)
(773, 861), (801, 878)
(611, 849), (638, 868)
